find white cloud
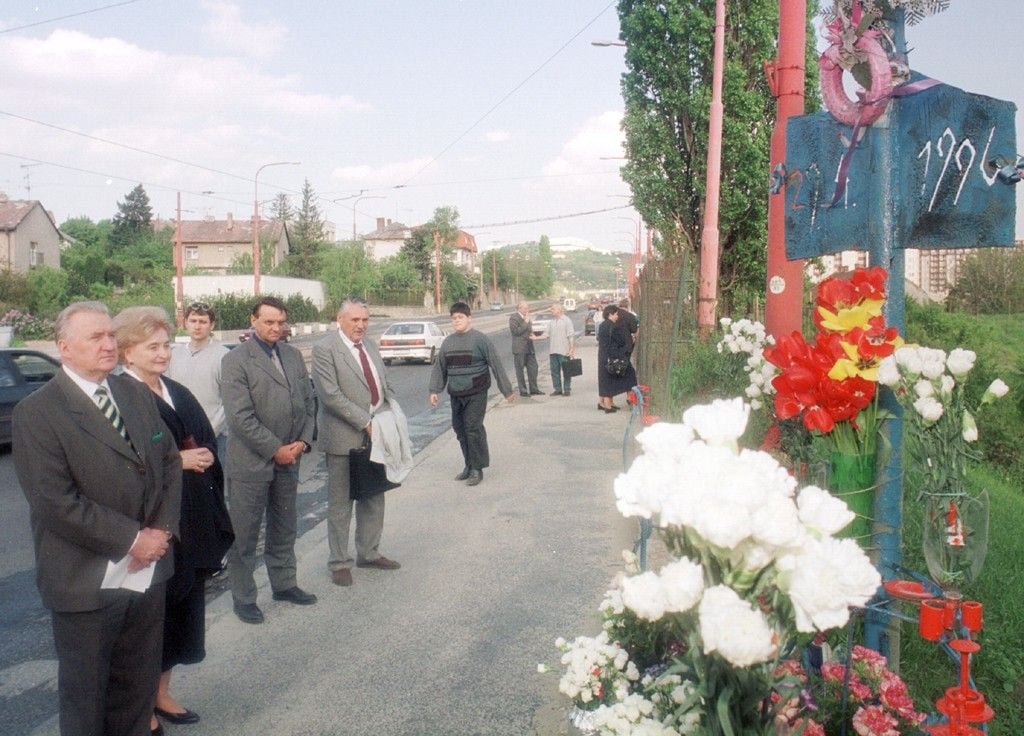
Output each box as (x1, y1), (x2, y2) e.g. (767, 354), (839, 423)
(201, 1), (288, 59)
(331, 157), (436, 186)
(483, 129), (511, 143)
(542, 110), (624, 176)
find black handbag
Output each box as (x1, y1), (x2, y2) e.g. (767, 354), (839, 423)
(606, 357), (630, 377)
(562, 357), (583, 379)
(349, 441), (401, 500)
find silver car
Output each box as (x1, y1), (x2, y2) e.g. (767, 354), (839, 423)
(378, 321), (447, 365)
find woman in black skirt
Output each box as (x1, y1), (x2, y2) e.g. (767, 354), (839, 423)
(596, 305), (637, 412)
(113, 307), (234, 734)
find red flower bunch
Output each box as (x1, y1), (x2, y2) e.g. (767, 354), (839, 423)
(764, 267), (901, 456)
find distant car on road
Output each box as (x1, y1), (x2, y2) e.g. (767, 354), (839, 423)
(531, 314), (552, 339)
(0, 348), (62, 445)
(379, 321), (447, 365)
(584, 310), (596, 336)
(238, 325), (292, 342)
(562, 298), (577, 312)
(489, 302), (503, 311)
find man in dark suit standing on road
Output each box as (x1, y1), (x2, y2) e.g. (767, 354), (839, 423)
(312, 298), (402, 588)
(222, 296), (317, 624)
(13, 301), (182, 736)
(509, 300), (542, 397)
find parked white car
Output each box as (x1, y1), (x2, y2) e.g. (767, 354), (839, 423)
(378, 321), (447, 365)
(531, 314), (552, 339)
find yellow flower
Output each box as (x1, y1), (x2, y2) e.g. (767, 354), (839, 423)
(828, 339), (881, 382)
(816, 298), (883, 333)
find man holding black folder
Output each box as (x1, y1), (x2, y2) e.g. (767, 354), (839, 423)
(312, 298), (401, 588)
(547, 302), (577, 397)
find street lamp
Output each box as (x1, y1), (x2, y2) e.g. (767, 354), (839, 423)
(253, 161), (299, 295)
(352, 195), (385, 239)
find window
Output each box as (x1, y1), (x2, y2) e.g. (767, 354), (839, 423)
(185, 247), (199, 261)
(11, 353), (60, 383)
(29, 242), (43, 268)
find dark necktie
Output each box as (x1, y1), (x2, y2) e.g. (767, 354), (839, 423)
(353, 342), (380, 406)
(94, 386), (130, 443)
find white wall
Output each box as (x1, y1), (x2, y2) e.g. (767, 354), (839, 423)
(174, 274), (325, 309)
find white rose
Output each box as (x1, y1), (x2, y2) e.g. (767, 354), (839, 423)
(913, 395), (944, 423)
(683, 397), (749, 447)
(797, 485), (855, 536)
(947, 348), (976, 377)
(620, 571), (668, 621)
(698, 585), (777, 666)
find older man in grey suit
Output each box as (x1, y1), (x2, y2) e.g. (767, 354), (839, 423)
(222, 296), (317, 623)
(13, 301), (181, 736)
(312, 298), (401, 588)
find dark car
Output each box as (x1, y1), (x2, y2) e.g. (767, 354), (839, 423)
(584, 310), (597, 336)
(238, 325), (292, 342)
(0, 348), (62, 445)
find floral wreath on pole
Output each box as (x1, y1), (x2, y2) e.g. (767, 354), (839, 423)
(818, 1), (952, 127)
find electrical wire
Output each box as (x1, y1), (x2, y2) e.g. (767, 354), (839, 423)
(0, 0), (149, 35)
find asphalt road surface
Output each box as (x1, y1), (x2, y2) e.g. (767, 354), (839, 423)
(0, 306), (584, 735)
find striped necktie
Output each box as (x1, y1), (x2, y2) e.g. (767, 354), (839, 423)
(94, 386), (130, 443)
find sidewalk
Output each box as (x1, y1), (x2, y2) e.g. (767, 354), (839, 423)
(45, 339), (637, 736)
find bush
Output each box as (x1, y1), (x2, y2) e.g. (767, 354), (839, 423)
(183, 293), (321, 331)
(0, 309), (55, 340)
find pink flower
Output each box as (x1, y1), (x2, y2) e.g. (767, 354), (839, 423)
(851, 644), (888, 679)
(852, 704), (899, 736)
(790, 718), (826, 736)
(880, 673), (925, 723)
(821, 662), (846, 683)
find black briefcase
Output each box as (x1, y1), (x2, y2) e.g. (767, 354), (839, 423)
(562, 357), (583, 378)
(349, 442), (401, 500)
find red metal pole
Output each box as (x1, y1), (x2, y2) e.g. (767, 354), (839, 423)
(433, 230), (442, 313)
(764, 0), (807, 339)
(697, 0), (726, 338)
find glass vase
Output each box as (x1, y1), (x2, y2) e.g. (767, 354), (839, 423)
(922, 491), (990, 594)
(828, 452), (876, 542)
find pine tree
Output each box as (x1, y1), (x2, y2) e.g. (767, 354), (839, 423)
(288, 179), (326, 278)
(109, 184), (153, 251)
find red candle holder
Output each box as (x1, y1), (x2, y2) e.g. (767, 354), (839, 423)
(919, 599), (946, 641)
(960, 601), (983, 632)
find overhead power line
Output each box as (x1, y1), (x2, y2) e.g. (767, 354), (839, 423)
(463, 204), (631, 230)
(0, 0), (149, 35)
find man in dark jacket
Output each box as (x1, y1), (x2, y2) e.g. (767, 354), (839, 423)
(508, 300), (542, 396)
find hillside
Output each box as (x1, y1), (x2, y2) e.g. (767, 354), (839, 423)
(550, 248), (631, 297)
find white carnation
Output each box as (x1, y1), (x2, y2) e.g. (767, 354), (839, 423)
(940, 374), (955, 398)
(946, 348), (976, 377)
(962, 410), (978, 442)
(876, 356), (900, 386)
(983, 378), (1009, 403)
(657, 557), (705, 614)
(683, 397), (749, 447)
(779, 537), (881, 632)
(797, 485), (855, 536)
(620, 571), (669, 621)
(914, 379), (935, 398)
(698, 585), (777, 666)
(913, 395), (944, 423)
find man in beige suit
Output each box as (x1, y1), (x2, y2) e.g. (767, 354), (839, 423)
(312, 298), (401, 587)
(13, 301), (181, 736)
(222, 296), (317, 623)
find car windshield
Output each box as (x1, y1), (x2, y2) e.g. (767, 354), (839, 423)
(386, 323), (425, 335)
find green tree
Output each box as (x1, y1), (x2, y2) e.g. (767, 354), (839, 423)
(400, 206), (461, 286)
(26, 266), (70, 318)
(319, 243), (380, 307)
(946, 248), (1024, 314)
(270, 192), (293, 224)
(617, 0), (820, 300)
(378, 255), (421, 290)
(287, 179), (326, 278)
(60, 216), (112, 250)
(109, 184), (153, 251)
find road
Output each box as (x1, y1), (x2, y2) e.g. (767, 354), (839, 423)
(0, 306), (584, 735)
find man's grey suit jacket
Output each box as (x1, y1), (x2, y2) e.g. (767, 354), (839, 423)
(509, 312), (534, 355)
(312, 331), (395, 457)
(12, 371), (182, 612)
(221, 339), (315, 482)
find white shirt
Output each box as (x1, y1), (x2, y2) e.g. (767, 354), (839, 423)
(63, 365), (120, 411)
(338, 330), (383, 411)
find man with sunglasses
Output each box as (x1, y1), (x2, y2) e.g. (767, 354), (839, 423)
(169, 302), (231, 460)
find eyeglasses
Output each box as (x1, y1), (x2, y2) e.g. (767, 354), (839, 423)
(187, 302), (211, 311)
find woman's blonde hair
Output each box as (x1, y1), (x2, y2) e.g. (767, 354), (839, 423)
(112, 306), (173, 364)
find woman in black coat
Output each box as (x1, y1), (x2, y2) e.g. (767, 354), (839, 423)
(113, 307), (234, 734)
(596, 305), (637, 412)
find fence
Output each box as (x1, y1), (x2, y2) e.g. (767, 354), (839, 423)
(634, 252), (697, 417)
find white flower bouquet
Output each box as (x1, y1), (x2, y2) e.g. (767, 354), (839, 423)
(554, 398), (881, 734)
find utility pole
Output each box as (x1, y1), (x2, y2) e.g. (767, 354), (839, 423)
(433, 230), (442, 313)
(174, 192), (184, 328)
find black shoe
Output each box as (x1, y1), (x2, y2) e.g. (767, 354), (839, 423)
(562, 391), (571, 396)
(465, 469), (483, 486)
(154, 707), (200, 725)
(272, 586), (318, 605)
(454, 466), (471, 481)
(233, 601), (264, 624)
(530, 389), (543, 395)
(519, 391), (530, 397)
(549, 390), (562, 396)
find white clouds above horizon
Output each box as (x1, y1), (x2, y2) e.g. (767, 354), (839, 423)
(483, 129), (511, 143)
(331, 157), (437, 187)
(200, 0), (288, 59)
(542, 110), (624, 177)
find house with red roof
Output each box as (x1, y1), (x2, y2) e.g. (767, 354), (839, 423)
(0, 194), (64, 272)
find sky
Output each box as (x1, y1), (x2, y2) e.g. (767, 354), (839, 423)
(0, 1), (1021, 255)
